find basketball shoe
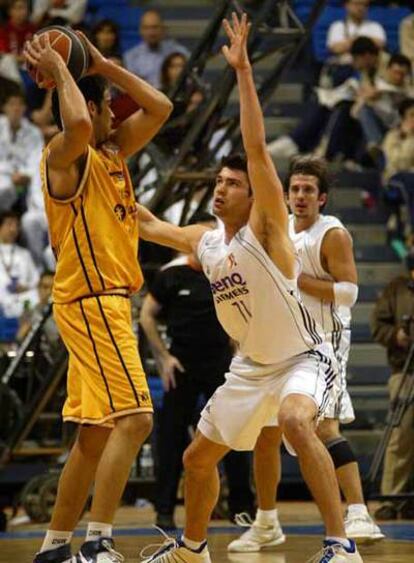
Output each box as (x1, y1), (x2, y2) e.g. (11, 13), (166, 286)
(227, 512), (286, 552)
(344, 508), (385, 542)
(76, 537), (124, 562)
(141, 537), (211, 562)
(306, 539), (363, 562)
(33, 544), (75, 562)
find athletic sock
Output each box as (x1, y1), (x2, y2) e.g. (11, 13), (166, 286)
(182, 535), (205, 551)
(347, 503), (368, 517)
(85, 522), (113, 542)
(41, 530), (73, 552)
(326, 536), (352, 550)
(256, 508), (278, 526)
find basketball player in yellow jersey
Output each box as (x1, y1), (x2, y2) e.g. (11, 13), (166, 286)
(24, 33), (172, 563)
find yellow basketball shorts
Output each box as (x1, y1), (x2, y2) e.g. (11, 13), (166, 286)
(53, 294), (153, 426)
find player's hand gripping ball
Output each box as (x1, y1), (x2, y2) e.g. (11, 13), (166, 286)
(24, 25), (89, 89)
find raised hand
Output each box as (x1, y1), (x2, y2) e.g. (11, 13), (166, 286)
(76, 31), (107, 75)
(222, 12), (251, 71)
(23, 34), (64, 87)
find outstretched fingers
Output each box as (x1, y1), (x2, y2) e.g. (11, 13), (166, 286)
(222, 18), (235, 42)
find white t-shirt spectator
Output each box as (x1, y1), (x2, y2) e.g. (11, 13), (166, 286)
(327, 19), (386, 63)
(0, 242), (39, 317)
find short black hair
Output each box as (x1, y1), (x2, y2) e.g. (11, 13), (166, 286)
(3, 88), (26, 106)
(350, 36), (379, 57)
(51, 75), (108, 130)
(188, 211), (216, 225)
(398, 98), (414, 119)
(388, 53), (411, 71)
(0, 210), (20, 228)
(285, 155), (331, 200)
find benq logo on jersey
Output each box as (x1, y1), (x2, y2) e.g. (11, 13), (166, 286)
(211, 272), (249, 303)
(114, 204), (126, 221)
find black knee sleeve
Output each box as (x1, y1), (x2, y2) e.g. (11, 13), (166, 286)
(325, 437), (356, 469)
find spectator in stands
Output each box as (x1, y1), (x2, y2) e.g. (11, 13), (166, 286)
(370, 253), (414, 520)
(31, 0), (87, 27)
(0, 210), (39, 319)
(140, 212), (254, 529)
(327, 0), (386, 62)
(382, 98), (414, 238)
(16, 270), (59, 348)
(268, 37), (381, 161)
(352, 53), (413, 158)
(124, 9), (189, 88)
(400, 12), (414, 66)
(91, 19), (121, 61)
(0, 90), (44, 212)
(160, 51), (187, 93)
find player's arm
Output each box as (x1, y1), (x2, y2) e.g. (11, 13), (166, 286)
(137, 204), (209, 255)
(139, 292), (184, 391)
(222, 14), (288, 232)
(80, 33), (173, 158)
(23, 35), (92, 197)
(298, 228), (358, 307)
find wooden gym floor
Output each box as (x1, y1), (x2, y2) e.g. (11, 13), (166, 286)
(1, 502), (413, 562)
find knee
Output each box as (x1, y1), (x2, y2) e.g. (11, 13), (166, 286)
(182, 444), (213, 477)
(77, 427), (111, 461)
(279, 412), (314, 448)
(117, 413), (153, 444)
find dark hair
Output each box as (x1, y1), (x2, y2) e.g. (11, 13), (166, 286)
(160, 51), (187, 92)
(388, 53), (411, 71)
(40, 270), (54, 281)
(3, 88), (26, 106)
(284, 155), (330, 199)
(188, 211), (216, 225)
(92, 19), (120, 56)
(51, 75), (108, 130)
(398, 98), (414, 119)
(350, 36), (379, 57)
(0, 210), (20, 228)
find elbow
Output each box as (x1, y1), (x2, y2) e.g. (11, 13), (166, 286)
(158, 97), (174, 122)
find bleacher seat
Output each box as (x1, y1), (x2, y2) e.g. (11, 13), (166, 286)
(0, 317), (19, 343)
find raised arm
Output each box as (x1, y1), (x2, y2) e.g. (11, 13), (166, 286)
(80, 33), (173, 158)
(222, 14), (288, 232)
(137, 205), (209, 255)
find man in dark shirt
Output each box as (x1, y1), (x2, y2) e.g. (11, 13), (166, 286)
(140, 212), (254, 529)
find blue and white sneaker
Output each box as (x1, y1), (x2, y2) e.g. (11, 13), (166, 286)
(33, 544), (75, 562)
(76, 538), (124, 562)
(306, 539), (363, 562)
(141, 536), (211, 562)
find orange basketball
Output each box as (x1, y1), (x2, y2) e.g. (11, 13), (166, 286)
(28, 25), (90, 89)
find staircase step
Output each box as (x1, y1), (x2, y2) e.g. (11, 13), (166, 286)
(358, 284), (384, 301)
(353, 302), (373, 324)
(354, 245), (398, 263)
(357, 262), (403, 285)
(337, 207), (388, 224)
(348, 224), (386, 247)
(348, 343), (387, 366)
(347, 365), (391, 386)
(326, 188), (362, 210)
(334, 169), (382, 191)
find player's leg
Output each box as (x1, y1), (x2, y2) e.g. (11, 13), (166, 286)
(228, 426), (285, 553)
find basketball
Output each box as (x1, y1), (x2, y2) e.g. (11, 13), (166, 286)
(28, 26), (90, 88)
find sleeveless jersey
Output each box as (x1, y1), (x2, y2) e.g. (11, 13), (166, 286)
(41, 143), (143, 303)
(288, 214), (351, 352)
(197, 224), (324, 365)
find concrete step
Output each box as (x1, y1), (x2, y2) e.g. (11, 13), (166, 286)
(357, 261), (403, 285)
(348, 224), (387, 247)
(348, 343), (387, 366)
(265, 116), (299, 137)
(353, 302), (373, 324)
(347, 365), (391, 385)
(337, 207), (388, 224)
(354, 245), (398, 263)
(137, 0), (213, 6)
(326, 188), (362, 210)
(230, 82), (303, 104)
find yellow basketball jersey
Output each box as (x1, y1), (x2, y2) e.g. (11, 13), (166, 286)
(41, 143), (144, 303)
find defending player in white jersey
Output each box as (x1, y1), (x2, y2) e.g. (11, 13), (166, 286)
(137, 14), (362, 563)
(228, 156), (384, 555)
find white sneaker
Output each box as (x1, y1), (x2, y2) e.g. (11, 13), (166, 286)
(345, 510), (385, 542)
(141, 537), (211, 562)
(77, 538), (124, 562)
(227, 513), (286, 552)
(306, 540), (363, 562)
(267, 136), (298, 158)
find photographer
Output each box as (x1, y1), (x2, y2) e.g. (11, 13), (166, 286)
(370, 255), (414, 520)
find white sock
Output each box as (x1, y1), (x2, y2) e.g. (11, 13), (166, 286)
(86, 521), (113, 542)
(41, 530), (72, 552)
(182, 535), (205, 551)
(256, 508), (278, 526)
(326, 536), (352, 550)
(347, 503), (368, 516)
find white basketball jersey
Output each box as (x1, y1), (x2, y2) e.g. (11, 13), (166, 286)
(197, 224), (324, 365)
(288, 214), (352, 352)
